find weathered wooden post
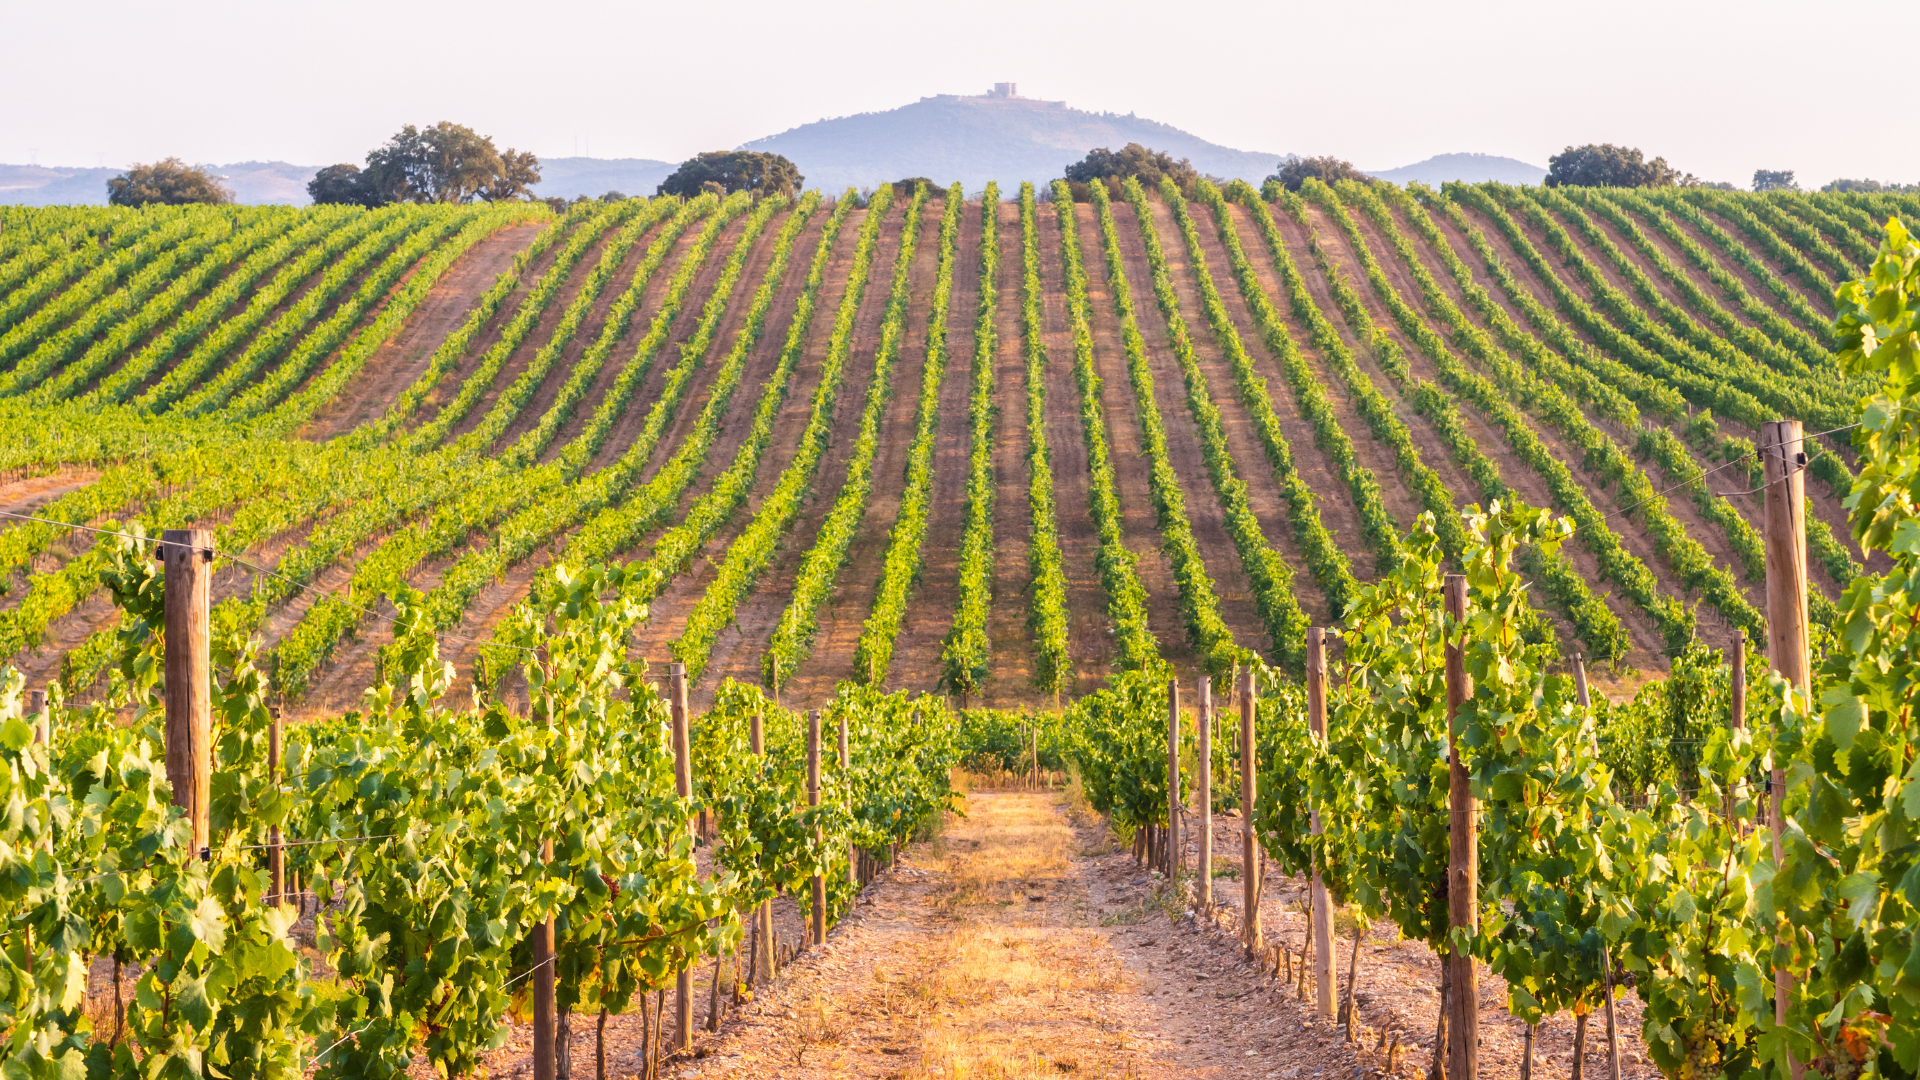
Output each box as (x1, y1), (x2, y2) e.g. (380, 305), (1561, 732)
(269, 706), (284, 906)
(162, 529), (213, 857)
(1239, 665), (1260, 958)
(1762, 420), (1810, 1056)
(1196, 676), (1212, 912)
(1444, 575), (1477, 1080)
(751, 708), (775, 981)
(1729, 632), (1746, 828)
(29, 688), (48, 855)
(809, 709), (825, 947)
(670, 663), (694, 1052)
(27, 688), (44, 746)
(839, 712), (855, 888)
(1166, 676), (1180, 879)
(1308, 628), (1334, 1019)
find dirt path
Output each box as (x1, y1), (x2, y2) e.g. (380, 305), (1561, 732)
(474, 785), (1659, 1080)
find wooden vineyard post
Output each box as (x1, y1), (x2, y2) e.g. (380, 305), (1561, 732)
(1576, 637), (1611, 1080)
(1308, 628), (1334, 1019)
(1031, 720), (1040, 789)
(532, 894), (555, 1080)
(269, 706), (284, 906)
(28, 689), (48, 854)
(1729, 632), (1746, 828)
(670, 663), (694, 1053)
(1239, 666), (1260, 958)
(162, 529), (213, 858)
(751, 708), (774, 981)
(1166, 677), (1180, 879)
(839, 712), (854, 888)
(808, 710), (825, 947)
(1196, 675), (1212, 912)
(1444, 574), (1477, 1080)
(1731, 632), (1747, 732)
(1761, 420), (1810, 1051)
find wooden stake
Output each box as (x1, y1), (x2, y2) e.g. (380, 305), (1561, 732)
(1444, 574), (1477, 1080)
(269, 706), (284, 906)
(27, 689), (44, 745)
(839, 711), (855, 888)
(1730, 632), (1747, 732)
(670, 663), (693, 1052)
(808, 709), (825, 947)
(29, 689), (48, 855)
(1521, 1024), (1534, 1080)
(1166, 676), (1180, 879)
(1239, 666), (1260, 958)
(1572, 1014), (1587, 1080)
(1197, 676), (1212, 912)
(751, 708), (774, 981)
(1572, 652), (1590, 709)
(533, 879), (556, 1080)
(162, 529), (213, 857)
(1602, 950), (1622, 1080)
(1343, 922), (1362, 1041)
(1308, 628), (1334, 1019)
(1761, 419), (1809, 1064)
(1729, 632), (1746, 827)
(596, 1009), (608, 1080)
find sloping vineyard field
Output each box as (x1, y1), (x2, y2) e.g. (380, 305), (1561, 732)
(0, 187), (1899, 711)
(0, 183), (1913, 1079)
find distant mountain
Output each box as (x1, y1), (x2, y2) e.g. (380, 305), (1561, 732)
(0, 161), (317, 205)
(1367, 152), (1546, 186)
(530, 157), (676, 201)
(0, 164), (124, 205)
(739, 89), (1286, 193)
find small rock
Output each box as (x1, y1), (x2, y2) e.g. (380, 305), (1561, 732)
(1624, 1055), (1643, 1067)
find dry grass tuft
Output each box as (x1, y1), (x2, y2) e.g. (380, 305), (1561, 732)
(878, 792), (1140, 1079)
(938, 793), (1071, 909)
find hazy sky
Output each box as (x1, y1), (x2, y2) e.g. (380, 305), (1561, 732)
(5, 0), (1909, 189)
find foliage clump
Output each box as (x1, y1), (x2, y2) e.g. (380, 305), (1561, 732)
(106, 158), (233, 206)
(1266, 154), (1369, 193)
(1545, 143), (1697, 188)
(656, 151), (802, 199)
(309, 121), (541, 206)
(1062, 143), (1196, 201)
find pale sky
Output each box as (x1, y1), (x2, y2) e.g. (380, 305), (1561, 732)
(5, 0), (1910, 190)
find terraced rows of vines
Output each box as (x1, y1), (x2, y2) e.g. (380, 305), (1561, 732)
(0, 181), (1902, 714)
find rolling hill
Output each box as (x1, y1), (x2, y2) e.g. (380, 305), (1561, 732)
(1367, 151), (1548, 186)
(738, 88), (1287, 193)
